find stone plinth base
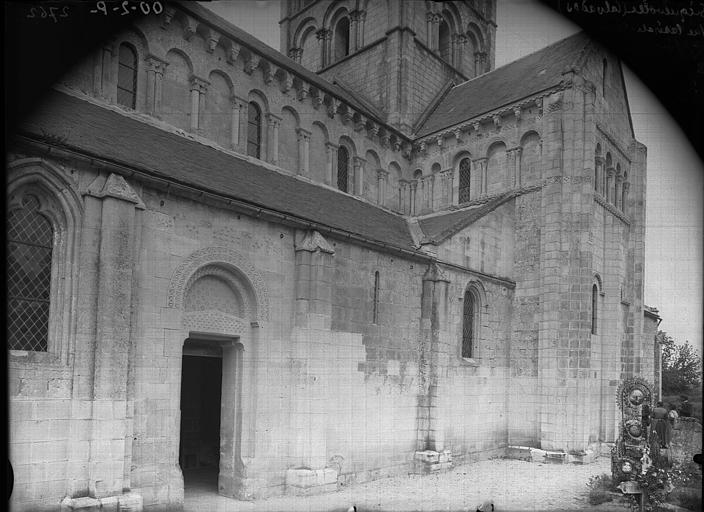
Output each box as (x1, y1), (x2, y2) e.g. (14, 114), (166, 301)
(412, 450), (453, 474)
(505, 445), (600, 464)
(285, 468), (338, 496)
(60, 492), (143, 511)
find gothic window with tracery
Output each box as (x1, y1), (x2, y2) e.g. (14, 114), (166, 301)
(117, 43), (138, 109)
(7, 195), (53, 352)
(247, 102), (262, 159)
(337, 146), (349, 192)
(459, 157), (471, 203)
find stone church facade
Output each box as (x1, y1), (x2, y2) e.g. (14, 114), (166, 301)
(7, 1), (659, 510)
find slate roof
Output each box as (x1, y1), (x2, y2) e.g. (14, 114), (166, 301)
(416, 32), (592, 137)
(17, 90), (416, 250)
(178, 2), (393, 136)
(417, 191), (520, 244)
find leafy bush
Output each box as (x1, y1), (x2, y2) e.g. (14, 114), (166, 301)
(587, 474), (615, 505)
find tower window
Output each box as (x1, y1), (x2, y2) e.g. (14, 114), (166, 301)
(8, 195), (53, 352)
(439, 20), (451, 63)
(117, 43), (138, 109)
(334, 17), (350, 62)
(337, 146), (349, 192)
(247, 102), (262, 159)
(459, 157), (471, 203)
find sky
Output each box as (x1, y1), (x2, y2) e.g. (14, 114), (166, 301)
(201, 0), (703, 353)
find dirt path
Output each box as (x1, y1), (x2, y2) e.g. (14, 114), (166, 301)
(184, 456), (632, 511)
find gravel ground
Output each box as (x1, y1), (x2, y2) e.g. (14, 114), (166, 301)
(184, 455), (633, 512)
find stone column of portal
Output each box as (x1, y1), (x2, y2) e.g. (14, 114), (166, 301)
(376, 169), (388, 206)
(266, 113), (282, 165)
(615, 174), (624, 210)
(513, 147), (523, 188)
(189, 76), (209, 133)
(326, 142), (338, 185)
(606, 167), (615, 204)
(145, 55), (167, 115)
(230, 96), (245, 151)
(349, 11), (359, 52)
(621, 182), (630, 215)
(297, 128), (311, 176)
(353, 156), (366, 196)
(410, 180), (418, 216)
(101, 42), (115, 102)
(398, 179), (409, 214)
(426, 12), (435, 49)
(316, 29), (328, 68)
(472, 157), (487, 196)
(88, 173), (144, 500)
(414, 263), (451, 473)
(594, 156), (604, 194)
(358, 10), (367, 48)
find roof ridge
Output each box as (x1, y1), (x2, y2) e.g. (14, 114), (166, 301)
(451, 31), (587, 91)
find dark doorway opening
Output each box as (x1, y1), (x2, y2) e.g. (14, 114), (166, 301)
(180, 339), (223, 492)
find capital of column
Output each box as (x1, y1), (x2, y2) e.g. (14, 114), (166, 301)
(595, 155), (605, 165)
(266, 113), (282, 128)
(606, 166), (616, 177)
(352, 156), (366, 169)
(325, 141), (339, 152)
(231, 95), (246, 110)
(432, 13), (442, 23)
(288, 47), (303, 61)
(316, 28), (331, 41)
(472, 157), (488, 168)
(615, 174), (624, 183)
(296, 127), (311, 141)
(426, 11), (435, 23)
(145, 54), (168, 75)
(190, 75), (209, 93)
(376, 168), (389, 180)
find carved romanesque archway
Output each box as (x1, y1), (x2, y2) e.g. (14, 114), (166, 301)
(166, 246), (269, 499)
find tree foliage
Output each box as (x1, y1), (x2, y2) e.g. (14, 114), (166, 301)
(658, 330), (702, 393)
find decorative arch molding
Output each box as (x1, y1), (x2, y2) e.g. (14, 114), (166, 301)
(7, 158), (84, 221)
(293, 17), (319, 48)
(166, 247), (270, 322)
(593, 272), (604, 295)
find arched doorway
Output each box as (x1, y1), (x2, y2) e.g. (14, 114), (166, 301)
(166, 248), (269, 500)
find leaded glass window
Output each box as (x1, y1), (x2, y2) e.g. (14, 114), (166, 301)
(459, 158), (471, 203)
(117, 43), (138, 109)
(8, 195), (53, 352)
(462, 290), (475, 358)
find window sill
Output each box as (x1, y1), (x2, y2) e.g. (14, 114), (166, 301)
(460, 357), (480, 367)
(9, 350), (65, 367)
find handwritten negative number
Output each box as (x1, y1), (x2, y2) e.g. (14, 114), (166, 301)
(27, 6), (69, 22)
(93, 1), (164, 16)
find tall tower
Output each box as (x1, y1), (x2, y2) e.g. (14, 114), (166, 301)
(280, 0), (496, 134)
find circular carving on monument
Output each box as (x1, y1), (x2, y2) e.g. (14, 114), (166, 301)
(626, 421), (642, 439)
(628, 389), (644, 406)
